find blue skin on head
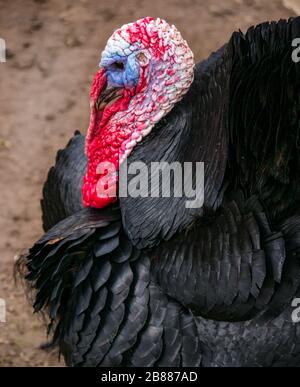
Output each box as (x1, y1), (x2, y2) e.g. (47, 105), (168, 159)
(100, 52), (141, 88)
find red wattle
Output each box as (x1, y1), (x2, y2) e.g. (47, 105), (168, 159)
(82, 69), (135, 209)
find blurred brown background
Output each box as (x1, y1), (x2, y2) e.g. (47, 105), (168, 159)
(0, 0), (298, 367)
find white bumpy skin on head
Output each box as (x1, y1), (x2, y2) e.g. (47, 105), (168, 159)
(100, 17), (195, 163)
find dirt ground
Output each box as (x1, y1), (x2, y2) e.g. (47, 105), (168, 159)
(0, 0), (298, 367)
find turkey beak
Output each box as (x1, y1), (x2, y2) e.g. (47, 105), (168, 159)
(95, 85), (122, 111)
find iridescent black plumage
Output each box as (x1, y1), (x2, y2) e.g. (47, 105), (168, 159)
(22, 18), (300, 366)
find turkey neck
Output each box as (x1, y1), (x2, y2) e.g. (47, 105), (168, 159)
(119, 61), (229, 249)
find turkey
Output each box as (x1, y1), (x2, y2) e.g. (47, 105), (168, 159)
(18, 16), (300, 367)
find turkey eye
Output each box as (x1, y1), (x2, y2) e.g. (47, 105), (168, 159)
(136, 52), (148, 65)
(112, 61), (124, 70)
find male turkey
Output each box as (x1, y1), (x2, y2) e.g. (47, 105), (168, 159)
(19, 16), (300, 366)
